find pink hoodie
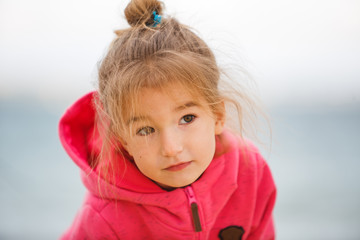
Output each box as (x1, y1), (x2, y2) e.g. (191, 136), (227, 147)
(59, 92), (276, 240)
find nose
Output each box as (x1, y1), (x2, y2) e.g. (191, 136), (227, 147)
(160, 129), (183, 157)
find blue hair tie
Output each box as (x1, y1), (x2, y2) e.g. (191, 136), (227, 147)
(152, 11), (161, 27)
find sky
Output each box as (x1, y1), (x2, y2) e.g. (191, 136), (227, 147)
(0, 0), (359, 108)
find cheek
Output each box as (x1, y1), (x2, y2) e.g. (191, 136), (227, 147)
(132, 153), (147, 170)
(190, 123), (216, 153)
(131, 148), (145, 163)
(126, 138), (146, 156)
(129, 143), (156, 168)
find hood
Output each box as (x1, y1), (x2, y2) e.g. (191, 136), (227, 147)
(59, 92), (241, 207)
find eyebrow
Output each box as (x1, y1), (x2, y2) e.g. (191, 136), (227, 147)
(126, 116), (148, 126)
(174, 101), (199, 111)
(126, 101), (199, 126)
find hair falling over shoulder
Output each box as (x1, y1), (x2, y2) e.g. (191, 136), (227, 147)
(92, 0), (268, 188)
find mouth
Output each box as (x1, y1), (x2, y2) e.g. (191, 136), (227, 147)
(164, 161), (192, 172)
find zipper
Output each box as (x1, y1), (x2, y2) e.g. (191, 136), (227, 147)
(184, 186), (202, 232)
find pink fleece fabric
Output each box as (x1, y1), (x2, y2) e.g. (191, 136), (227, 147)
(59, 92), (277, 240)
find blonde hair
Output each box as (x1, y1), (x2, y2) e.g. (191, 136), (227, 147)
(93, 0), (264, 183)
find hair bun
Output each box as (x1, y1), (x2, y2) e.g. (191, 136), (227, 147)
(124, 0), (164, 27)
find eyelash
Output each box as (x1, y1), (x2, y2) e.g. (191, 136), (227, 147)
(136, 126), (155, 136)
(136, 114), (196, 136)
(180, 114), (196, 124)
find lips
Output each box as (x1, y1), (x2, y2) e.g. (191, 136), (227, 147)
(164, 161), (192, 171)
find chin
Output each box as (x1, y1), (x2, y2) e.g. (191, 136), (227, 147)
(166, 176), (200, 189)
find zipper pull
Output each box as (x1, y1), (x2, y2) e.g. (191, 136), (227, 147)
(184, 186), (202, 232)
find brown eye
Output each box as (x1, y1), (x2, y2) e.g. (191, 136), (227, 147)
(180, 115), (195, 124)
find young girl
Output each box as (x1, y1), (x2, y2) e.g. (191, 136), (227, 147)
(59, 0), (276, 239)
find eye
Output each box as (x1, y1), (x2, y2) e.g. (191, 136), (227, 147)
(137, 126), (155, 136)
(180, 114), (196, 124)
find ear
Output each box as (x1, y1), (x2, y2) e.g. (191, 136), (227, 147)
(214, 101), (226, 135)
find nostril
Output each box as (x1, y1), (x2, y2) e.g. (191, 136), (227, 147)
(161, 144), (183, 157)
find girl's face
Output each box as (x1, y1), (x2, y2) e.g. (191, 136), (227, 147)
(121, 83), (224, 190)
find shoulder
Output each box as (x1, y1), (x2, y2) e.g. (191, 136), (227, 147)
(218, 130), (264, 163)
(219, 130), (272, 183)
(61, 193), (118, 240)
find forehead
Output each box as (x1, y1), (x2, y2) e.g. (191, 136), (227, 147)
(140, 83), (194, 102)
(126, 83), (209, 118)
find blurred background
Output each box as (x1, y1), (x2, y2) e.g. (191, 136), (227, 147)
(0, 0), (359, 239)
